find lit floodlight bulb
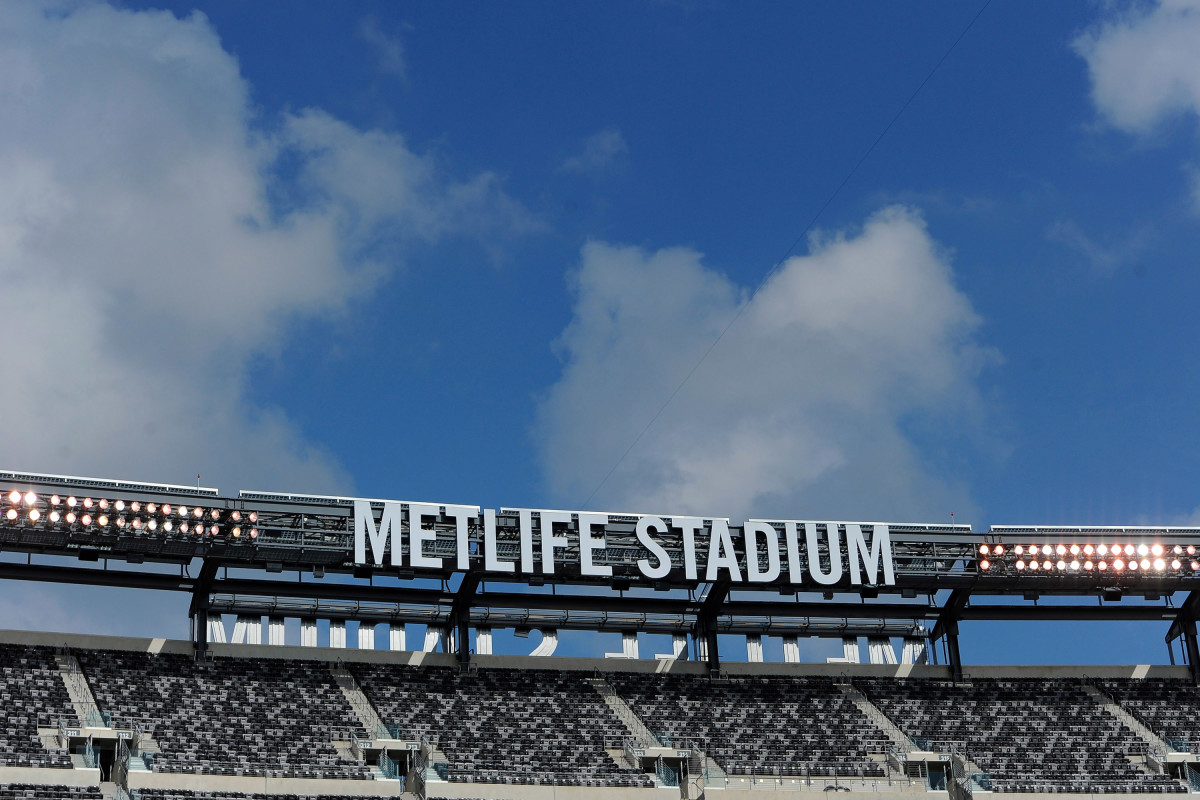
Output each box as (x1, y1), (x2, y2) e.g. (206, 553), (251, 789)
(1014, 545), (1024, 555)
(50, 495), (60, 505)
(161, 504), (171, 515)
(1084, 544), (1094, 556)
(192, 507), (202, 518)
(1193, 561), (1200, 571)
(1028, 560), (1039, 571)
(147, 519), (157, 531)
(1057, 559), (1067, 571)
(81, 514), (92, 526)
(179, 522), (189, 533)
(1125, 544), (1136, 556)
(1114, 558), (1125, 571)
(231, 527), (241, 537)
(1140, 558), (1151, 570)
(132, 518), (142, 530)
(1098, 560), (1108, 571)
(1129, 560), (1139, 571)
(114, 517), (125, 528)
(209, 524), (218, 535)
(231, 511), (241, 522)
(1084, 560), (1094, 571)
(28, 509), (40, 522)
(979, 559), (990, 570)
(1043, 560), (1053, 570)
(23, 492), (36, 505)
(5, 508), (17, 520)
(210, 509), (219, 520)
(1152, 543), (1164, 556)
(248, 512), (258, 523)
(1175, 545), (1183, 555)
(97, 515), (108, 527)
(1154, 558), (1166, 571)
(66, 496), (76, 508)
(1056, 544), (1067, 556)
(1070, 544), (1080, 555)
(1015, 560), (1026, 570)
(1070, 560), (1080, 570)
(82, 497), (93, 509)
(146, 503), (156, 514)
(7, 490), (20, 504)
(1172, 559), (1181, 570)
(1097, 544), (1108, 556)
(1138, 544), (1150, 557)
(979, 544), (990, 555)
(131, 502), (140, 513)
(114, 500), (125, 512)
(994, 544), (1005, 556)
(65, 512), (76, 524)
(99, 499), (109, 510)
(162, 520), (172, 532)
(249, 528), (258, 538)
(1041, 544), (1051, 556)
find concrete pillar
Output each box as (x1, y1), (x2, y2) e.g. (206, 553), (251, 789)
(300, 618), (318, 647)
(330, 620), (347, 648)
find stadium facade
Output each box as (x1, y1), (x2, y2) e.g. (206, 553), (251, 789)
(3, 469), (1200, 800)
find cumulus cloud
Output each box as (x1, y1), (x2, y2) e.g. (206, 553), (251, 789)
(1074, 0), (1200, 134)
(0, 2), (535, 494)
(536, 206), (993, 522)
(561, 127), (629, 174)
(1075, 0), (1200, 205)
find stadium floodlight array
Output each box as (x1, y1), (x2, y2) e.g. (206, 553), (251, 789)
(975, 526), (1200, 576)
(4, 487), (259, 539)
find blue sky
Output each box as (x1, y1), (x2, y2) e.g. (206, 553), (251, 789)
(3, 0), (1200, 664)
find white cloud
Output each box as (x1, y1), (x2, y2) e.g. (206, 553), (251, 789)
(1075, 0), (1200, 206)
(561, 127), (629, 174)
(1045, 219), (1153, 275)
(536, 206), (993, 522)
(358, 15), (408, 82)
(1074, 0), (1200, 134)
(0, 2), (536, 495)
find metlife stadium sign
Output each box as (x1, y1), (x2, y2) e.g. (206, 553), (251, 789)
(353, 500), (896, 587)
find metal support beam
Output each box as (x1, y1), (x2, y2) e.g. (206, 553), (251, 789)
(448, 572), (482, 667)
(697, 581), (731, 674)
(931, 589), (971, 683)
(189, 560), (220, 657)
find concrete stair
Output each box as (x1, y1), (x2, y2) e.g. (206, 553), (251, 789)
(330, 663), (389, 739)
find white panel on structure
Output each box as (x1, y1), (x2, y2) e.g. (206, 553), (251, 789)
(867, 637), (897, 665)
(242, 616), (262, 645)
(655, 634), (688, 660)
(530, 629), (558, 657)
(422, 628), (440, 653)
(268, 617), (286, 646)
(300, 618), (318, 647)
(902, 638), (928, 665)
(782, 636), (800, 663)
(623, 632), (639, 659)
(476, 628), (492, 655)
(842, 637), (861, 664)
(207, 617), (227, 644)
(329, 620), (347, 649)
(698, 637), (709, 662)
(746, 634), (764, 663)
(357, 623), (375, 650)
(388, 623), (406, 651)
